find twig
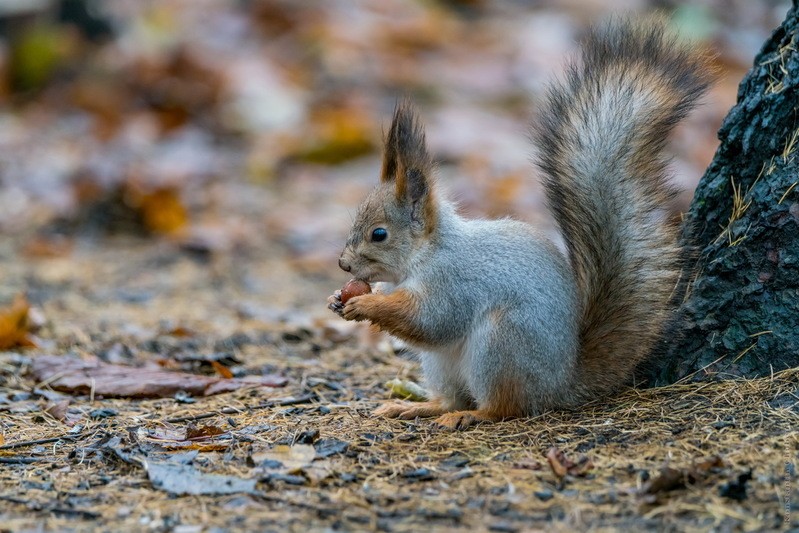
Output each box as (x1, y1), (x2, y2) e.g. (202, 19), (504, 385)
(0, 456), (53, 464)
(0, 495), (100, 519)
(0, 434), (82, 451)
(165, 393), (317, 424)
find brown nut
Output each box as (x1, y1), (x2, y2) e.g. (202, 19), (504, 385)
(340, 279), (371, 304)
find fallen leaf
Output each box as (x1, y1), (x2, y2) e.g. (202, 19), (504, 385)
(643, 456), (725, 495)
(293, 106), (375, 165)
(137, 425), (231, 452)
(643, 466), (685, 494)
(547, 447), (568, 478)
(125, 185), (188, 234)
(30, 355), (286, 398)
(0, 295), (37, 349)
(44, 399), (70, 422)
(145, 460), (257, 496)
(252, 444), (315, 472)
(313, 438), (348, 458)
(166, 326), (195, 337)
(210, 360), (234, 379)
(204, 375), (289, 395)
(385, 378), (429, 401)
(22, 235), (74, 258)
(43, 399), (82, 426)
(185, 424), (227, 441)
(512, 459), (542, 470)
(546, 447), (593, 479)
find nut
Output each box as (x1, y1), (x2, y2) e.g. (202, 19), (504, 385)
(340, 279), (371, 304)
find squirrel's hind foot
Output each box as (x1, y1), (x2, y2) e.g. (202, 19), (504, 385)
(373, 399), (447, 419)
(434, 410), (500, 430)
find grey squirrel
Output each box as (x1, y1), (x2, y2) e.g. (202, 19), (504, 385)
(328, 19), (712, 429)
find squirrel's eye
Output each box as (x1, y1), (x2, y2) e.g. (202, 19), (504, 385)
(371, 228), (388, 242)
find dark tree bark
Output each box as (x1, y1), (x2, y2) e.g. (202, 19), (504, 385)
(649, 1), (799, 384)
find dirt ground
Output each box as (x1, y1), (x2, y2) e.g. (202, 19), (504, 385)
(1, 209), (797, 532)
(1, 1), (797, 532)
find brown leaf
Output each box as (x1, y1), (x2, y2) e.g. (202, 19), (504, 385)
(512, 459), (542, 470)
(643, 456), (725, 495)
(643, 467), (685, 494)
(138, 187), (189, 234)
(203, 375), (287, 396)
(22, 235), (74, 258)
(546, 447), (568, 478)
(210, 360), (234, 379)
(138, 424), (230, 452)
(44, 399), (71, 422)
(0, 295), (37, 350)
(43, 399), (81, 426)
(185, 424), (227, 441)
(546, 447), (593, 479)
(167, 326), (195, 338)
(29, 355), (287, 399)
(293, 106), (376, 165)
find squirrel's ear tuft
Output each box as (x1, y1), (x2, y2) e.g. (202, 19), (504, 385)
(381, 100), (436, 232)
(381, 101), (432, 195)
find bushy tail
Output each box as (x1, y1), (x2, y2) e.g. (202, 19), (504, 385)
(532, 18), (712, 399)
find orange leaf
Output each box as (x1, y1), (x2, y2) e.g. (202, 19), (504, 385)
(210, 360), (234, 379)
(0, 295), (36, 349)
(126, 185), (188, 235)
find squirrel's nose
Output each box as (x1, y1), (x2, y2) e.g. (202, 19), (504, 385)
(339, 257), (351, 272)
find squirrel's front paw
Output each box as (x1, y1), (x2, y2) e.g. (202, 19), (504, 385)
(341, 294), (371, 322)
(327, 291), (344, 316)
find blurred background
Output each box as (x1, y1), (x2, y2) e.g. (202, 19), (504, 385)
(0, 0), (792, 327)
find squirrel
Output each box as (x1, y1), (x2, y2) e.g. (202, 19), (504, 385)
(328, 19), (711, 429)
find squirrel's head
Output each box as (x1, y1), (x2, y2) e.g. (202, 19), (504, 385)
(338, 102), (437, 284)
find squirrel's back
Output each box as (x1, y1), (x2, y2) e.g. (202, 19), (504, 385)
(532, 19), (712, 400)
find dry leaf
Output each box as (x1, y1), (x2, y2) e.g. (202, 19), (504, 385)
(252, 444), (316, 473)
(385, 378), (429, 401)
(44, 399), (71, 422)
(137, 187), (188, 234)
(138, 424), (230, 452)
(186, 424), (227, 440)
(167, 326), (195, 338)
(0, 295), (37, 349)
(643, 456), (725, 495)
(145, 460), (256, 496)
(22, 235), (74, 258)
(546, 447), (593, 479)
(294, 107), (375, 165)
(210, 360), (234, 379)
(30, 355), (287, 398)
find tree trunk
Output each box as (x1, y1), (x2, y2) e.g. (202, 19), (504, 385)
(647, 1), (799, 385)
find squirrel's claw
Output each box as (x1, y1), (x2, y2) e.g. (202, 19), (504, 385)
(327, 291), (344, 316)
(434, 410), (494, 430)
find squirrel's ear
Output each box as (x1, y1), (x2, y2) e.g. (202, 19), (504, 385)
(381, 101), (436, 231)
(381, 101), (432, 197)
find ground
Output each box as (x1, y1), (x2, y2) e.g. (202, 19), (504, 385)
(0, 2), (797, 532)
(1, 226), (797, 532)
